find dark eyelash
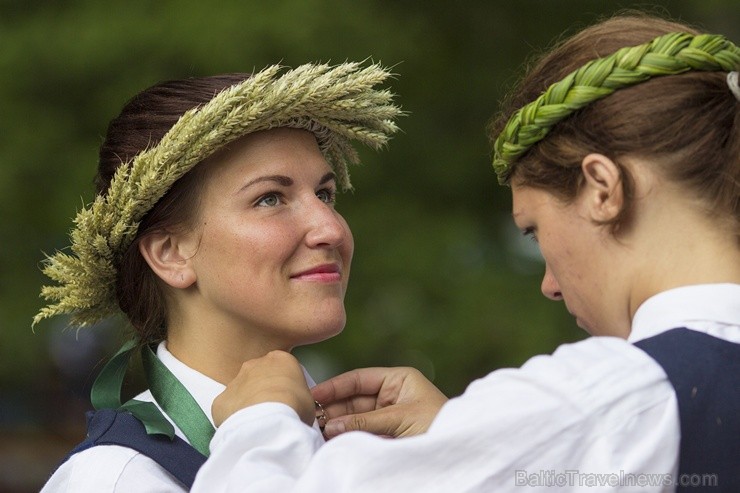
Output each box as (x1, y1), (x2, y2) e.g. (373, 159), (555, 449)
(522, 227), (538, 243)
(255, 192), (282, 206)
(320, 188), (337, 201)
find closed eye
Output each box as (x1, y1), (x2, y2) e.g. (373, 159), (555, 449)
(522, 227), (538, 243)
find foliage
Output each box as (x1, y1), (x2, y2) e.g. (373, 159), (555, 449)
(1, 0), (737, 401)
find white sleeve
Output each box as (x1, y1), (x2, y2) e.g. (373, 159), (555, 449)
(191, 403), (325, 491)
(193, 337), (679, 493)
(41, 445), (186, 492)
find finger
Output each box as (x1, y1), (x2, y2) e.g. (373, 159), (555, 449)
(318, 395), (380, 419)
(263, 349), (303, 372)
(237, 350), (301, 380)
(322, 406), (401, 439)
(311, 367), (397, 403)
(213, 350), (313, 426)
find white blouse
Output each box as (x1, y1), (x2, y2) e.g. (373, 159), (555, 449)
(192, 284), (740, 493)
(41, 343), (322, 492)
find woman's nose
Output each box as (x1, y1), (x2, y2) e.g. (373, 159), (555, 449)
(541, 264), (563, 301)
(304, 200), (347, 248)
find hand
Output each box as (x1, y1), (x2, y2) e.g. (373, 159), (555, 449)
(311, 367), (448, 439)
(212, 350), (315, 427)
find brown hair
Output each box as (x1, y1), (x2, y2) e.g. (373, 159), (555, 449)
(489, 13), (739, 235)
(96, 74), (250, 344)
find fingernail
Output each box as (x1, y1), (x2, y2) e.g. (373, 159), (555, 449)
(324, 420), (346, 437)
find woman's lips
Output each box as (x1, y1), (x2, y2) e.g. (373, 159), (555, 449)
(291, 264), (341, 282)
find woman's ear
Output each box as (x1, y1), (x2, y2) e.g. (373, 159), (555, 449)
(138, 231), (197, 289)
(580, 153), (624, 222)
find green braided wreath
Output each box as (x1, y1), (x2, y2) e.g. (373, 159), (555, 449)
(492, 32), (740, 184)
(35, 62), (402, 327)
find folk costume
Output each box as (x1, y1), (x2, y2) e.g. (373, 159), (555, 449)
(43, 342), (324, 491)
(36, 62), (402, 492)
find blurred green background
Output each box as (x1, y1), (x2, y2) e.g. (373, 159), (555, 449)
(1, 0), (737, 490)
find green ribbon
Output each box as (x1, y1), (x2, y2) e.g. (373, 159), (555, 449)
(90, 339), (216, 457)
(140, 344), (215, 455)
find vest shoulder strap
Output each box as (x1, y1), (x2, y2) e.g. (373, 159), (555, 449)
(62, 408), (206, 489)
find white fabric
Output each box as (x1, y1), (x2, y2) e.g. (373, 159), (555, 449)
(193, 283), (740, 492)
(728, 71), (740, 101)
(40, 343), (322, 492)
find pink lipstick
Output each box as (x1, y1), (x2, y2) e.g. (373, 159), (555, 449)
(291, 264), (341, 282)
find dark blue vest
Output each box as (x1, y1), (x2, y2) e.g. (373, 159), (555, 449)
(634, 328), (740, 492)
(58, 408), (206, 489)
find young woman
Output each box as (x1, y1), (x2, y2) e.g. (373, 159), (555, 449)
(190, 13), (739, 492)
(36, 63), (401, 491)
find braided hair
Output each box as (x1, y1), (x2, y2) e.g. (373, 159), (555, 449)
(489, 14), (739, 235)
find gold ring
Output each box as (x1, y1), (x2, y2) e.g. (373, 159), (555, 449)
(314, 400), (328, 431)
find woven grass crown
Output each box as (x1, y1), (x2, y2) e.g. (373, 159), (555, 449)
(35, 62), (402, 327)
(492, 32), (740, 184)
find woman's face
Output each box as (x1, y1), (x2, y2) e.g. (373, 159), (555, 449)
(183, 128), (353, 349)
(511, 183), (625, 337)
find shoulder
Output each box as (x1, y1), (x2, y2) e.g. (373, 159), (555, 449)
(431, 337), (679, 473)
(41, 445), (184, 492)
(461, 336), (675, 420)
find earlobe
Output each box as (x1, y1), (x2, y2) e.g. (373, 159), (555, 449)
(581, 153), (624, 222)
(138, 232), (197, 289)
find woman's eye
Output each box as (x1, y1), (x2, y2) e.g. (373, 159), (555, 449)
(316, 188), (336, 204)
(523, 227), (538, 243)
(256, 193), (281, 207)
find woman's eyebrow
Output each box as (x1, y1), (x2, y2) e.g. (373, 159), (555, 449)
(319, 172), (336, 185)
(237, 175), (293, 194)
(237, 172), (335, 195)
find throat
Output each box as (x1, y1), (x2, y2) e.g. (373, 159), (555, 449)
(165, 329), (290, 384)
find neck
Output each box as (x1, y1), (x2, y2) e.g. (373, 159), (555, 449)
(164, 315), (292, 385)
(626, 199), (740, 320)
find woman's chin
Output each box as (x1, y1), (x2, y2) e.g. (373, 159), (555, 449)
(291, 312), (346, 347)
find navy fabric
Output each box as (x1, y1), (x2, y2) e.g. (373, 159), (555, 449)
(59, 408), (206, 489)
(634, 328), (740, 492)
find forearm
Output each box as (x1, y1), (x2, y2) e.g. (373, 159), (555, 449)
(192, 371), (583, 492)
(192, 403), (324, 492)
(193, 400), (490, 492)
